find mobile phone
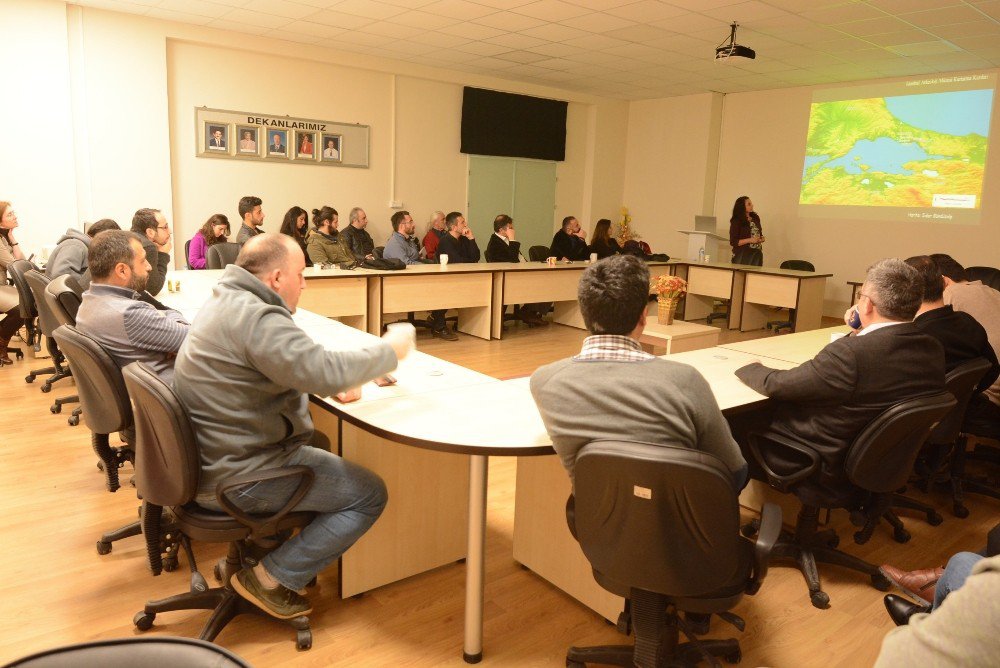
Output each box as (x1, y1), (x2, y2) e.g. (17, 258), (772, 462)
(847, 308), (861, 329)
(373, 374), (397, 387)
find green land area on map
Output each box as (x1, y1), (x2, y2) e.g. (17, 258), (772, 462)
(800, 97), (987, 207)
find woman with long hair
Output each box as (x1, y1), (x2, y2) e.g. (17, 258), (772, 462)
(306, 206), (352, 266)
(0, 201), (27, 365)
(588, 218), (622, 259)
(187, 214), (230, 269)
(280, 206), (311, 267)
(422, 210), (446, 261)
(728, 195), (765, 265)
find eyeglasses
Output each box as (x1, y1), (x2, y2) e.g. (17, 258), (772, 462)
(156, 225), (170, 230)
(858, 291), (877, 307)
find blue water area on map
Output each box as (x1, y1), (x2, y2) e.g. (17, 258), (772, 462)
(820, 137), (943, 176)
(802, 155), (830, 178)
(885, 89), (994, 137)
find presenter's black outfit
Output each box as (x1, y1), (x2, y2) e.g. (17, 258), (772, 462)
(729, 212), (763, 266)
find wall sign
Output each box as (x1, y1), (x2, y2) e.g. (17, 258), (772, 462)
(195, 106), (370, 169)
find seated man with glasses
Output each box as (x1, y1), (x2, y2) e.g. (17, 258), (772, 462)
(734, 258), (946, 494)
(130, 207), (172, 296)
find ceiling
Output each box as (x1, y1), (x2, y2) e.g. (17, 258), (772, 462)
(67, 0), (1000, 100)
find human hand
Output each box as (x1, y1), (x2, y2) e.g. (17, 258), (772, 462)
(157, 240), (172, 253)
(505, 227), (515, 241)
(334, 387), (362, 403)
(575, 229), (587, 240)
(462, 228), (474, 240)
(844, 306), (861, 329)
(382, 324), (415, 361)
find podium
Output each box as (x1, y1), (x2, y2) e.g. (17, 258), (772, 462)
(678, 230), (728, 262)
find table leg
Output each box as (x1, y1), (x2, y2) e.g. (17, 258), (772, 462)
(464, 454), (489, 663)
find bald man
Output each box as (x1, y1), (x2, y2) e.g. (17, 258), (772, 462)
(173, 234), (414, 620)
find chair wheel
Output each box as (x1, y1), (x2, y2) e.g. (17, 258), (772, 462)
(296, 629), (312, 651)
(133, 611), (155, 631)
(163, 557), (178, 573)
(97, 461), (104, 471)
(810, 591), (830, 609)
(15, 350), (24, 359)
(826, 534), (840, 548)
(96, 540), (112, 555)
(68, 416), (80, 426)
(872, 573), (892, 591)
(953, 504), (970, 518)
(41, 383), (52, 393)
(740, 520), (759, 537)
(725, 649), (742, 664)
(25, 375), (34, 383)
(893, 528), (911, 543)
(50, 404), (60, 414)
(926, 512), (943, 526)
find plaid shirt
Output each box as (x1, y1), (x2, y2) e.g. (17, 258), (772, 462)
(573, 335), (654, 362)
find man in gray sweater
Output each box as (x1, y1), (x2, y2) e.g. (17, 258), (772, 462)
(173, 234), (413, 621)
(530, 254), (747, 490)
(45, 218), (120, 290)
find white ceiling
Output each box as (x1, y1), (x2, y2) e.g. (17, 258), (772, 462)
(68, 0), (1000, 99)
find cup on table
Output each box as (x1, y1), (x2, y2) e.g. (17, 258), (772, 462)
(166, 279), (176, 293)
(589, 253), (598, 263)
(546, 256), (557, 266)
(703, 255), (710, 264)
(439, 253), (449, 268)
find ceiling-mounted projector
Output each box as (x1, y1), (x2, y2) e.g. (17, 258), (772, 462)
(715, 22), (755, 60)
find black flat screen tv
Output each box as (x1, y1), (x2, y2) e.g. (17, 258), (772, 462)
(461, 87), (567, 161)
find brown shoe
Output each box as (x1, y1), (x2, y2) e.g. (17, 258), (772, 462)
(879, 564), (944, 605)
(432, 326), (458, 341)
(0, 337), (13, 365)
(231, 567), (312, 619)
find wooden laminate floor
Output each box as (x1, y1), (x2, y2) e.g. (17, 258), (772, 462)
(1, 317), (996, 666)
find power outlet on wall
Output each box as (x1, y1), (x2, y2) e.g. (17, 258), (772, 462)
(389, 200), (404, 209)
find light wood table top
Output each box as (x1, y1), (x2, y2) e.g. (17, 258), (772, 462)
(682, 261), (833, 279)
(664, 347), (797, 412)
(641, 321), (720, 341)
(717, 326), (851, 365)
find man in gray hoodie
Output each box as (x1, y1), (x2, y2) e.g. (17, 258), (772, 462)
(45, 219), (120, 290)
(173, 233), (413, 621)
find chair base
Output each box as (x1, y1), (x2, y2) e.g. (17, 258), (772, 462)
(25, 364), (55, 384)
(50, 393), (79, 414)
(567, 639), (741, 668)
(97, 519), (142, 556)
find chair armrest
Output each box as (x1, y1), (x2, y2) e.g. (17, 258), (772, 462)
(747, 502), (782, 594)
(748, 431), (821, 490)
(216, 465), (315, 548)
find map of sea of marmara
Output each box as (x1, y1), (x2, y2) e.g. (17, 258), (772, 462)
(800, 97), (987, 207)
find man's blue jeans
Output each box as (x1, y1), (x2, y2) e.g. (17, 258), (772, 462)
(216, 445), (388, 592)
(933, 551), (982, 610)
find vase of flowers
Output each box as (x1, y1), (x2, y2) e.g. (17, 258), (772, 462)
(652, 275), (687, 325)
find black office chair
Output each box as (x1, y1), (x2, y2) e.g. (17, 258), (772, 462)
(528, 245), (549, 262)
(4, 637), (252, 668)
(44, 275), (84, 424)
(965, 266), (1000, 292)
(207, 242), (239, 269)
(374, 245), (384, 259)
(2, 268), (26, 362)
(51, 325), (142, 557)
(123, 361), (316, 650)
(565, 441), (781, 668)
(743, 391), (955, 608)
(24, 269), (74, 394)
(8, 259), (50, 379)
(767, 260), (815, 333)
(184, 239), (192, 270)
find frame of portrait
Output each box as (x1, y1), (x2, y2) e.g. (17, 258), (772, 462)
(320, 133), (343, 163)
(295, 131), (317, 160)
(202, 122), (230, 156)
(235, 125), (259, 156)
(265, 129), (289, 159)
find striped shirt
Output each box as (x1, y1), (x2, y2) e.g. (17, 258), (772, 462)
(574, 334), (654, 362)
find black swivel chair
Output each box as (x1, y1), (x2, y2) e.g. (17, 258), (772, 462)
(965, 266), (1000, 291)
(8, 259), (51, 379)
(50, 325), (142, 556)
(2, 268), (26, 362)
(24, 269), (74, 395)
(184, 239), (192, 270)
(4, 637), (252, 668)
(207, 242), (240, 269)
(123, 361), (316, 650)
(44, 274), (85, 425)
(744, 391), (955, 608)
(528, 245), (549, 262)
(767, 260), (816, 333)
(565, 441), (781, 668)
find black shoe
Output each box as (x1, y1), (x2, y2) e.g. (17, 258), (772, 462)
(883, 594), (928, 626)
(432, 326), (458, 341)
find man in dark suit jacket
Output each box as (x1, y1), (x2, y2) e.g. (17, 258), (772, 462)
(549, 216), (589, 261)
(486, 214), (547, 326)
(735, 258), (946, 493)
(436, 211), (480, 264)
(906, 255), (999, 393)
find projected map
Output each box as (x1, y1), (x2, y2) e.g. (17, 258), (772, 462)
(799, 89), (992, 209)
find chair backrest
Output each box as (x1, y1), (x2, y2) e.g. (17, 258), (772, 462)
(780, 259), (815, 272)
(928, 357), (994, 445)
(966, 266), (1000, 292)
(44, 274), (82, 326)
(5, 636), (252, 668)
(207, 242), (239, 269)
(51, 325), (132, 435)
(184, 239), (192, 270)
(7, 259), (40, 320)
(845, 391), (956, 493)
(122, 361), (201, 508)
(528, 245), (549, 262)
(573, 441), (746, 598)
(24, 269), (58, 337)
(374, 245), (385, 259)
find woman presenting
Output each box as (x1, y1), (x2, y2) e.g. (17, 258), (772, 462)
(729, 195), (764, 265)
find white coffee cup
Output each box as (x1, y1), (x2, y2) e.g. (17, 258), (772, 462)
(439, 253), (449, 267)
(589, 253), (598, 263)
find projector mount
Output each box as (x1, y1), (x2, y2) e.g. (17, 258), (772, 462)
(715, 22), (756, 61)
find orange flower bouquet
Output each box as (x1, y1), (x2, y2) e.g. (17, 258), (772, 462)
(652, 275), (686, 324)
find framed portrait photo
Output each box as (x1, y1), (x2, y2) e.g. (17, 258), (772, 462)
(205, 122), (229, 153)
(236, 125), (259, 156)
(265, 129), (289, 158)
(320, 133), (342, 163)
(295, 131), (316, 160)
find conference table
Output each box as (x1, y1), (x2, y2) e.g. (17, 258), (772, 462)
(157, 269), (838, 663)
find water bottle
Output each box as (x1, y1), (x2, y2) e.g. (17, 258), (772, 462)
(698, 247), (705, 263)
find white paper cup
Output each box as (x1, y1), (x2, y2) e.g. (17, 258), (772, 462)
(439, 253), (449, 267)
(589, 253), (598, 263)
(546, 256), (557, 266)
